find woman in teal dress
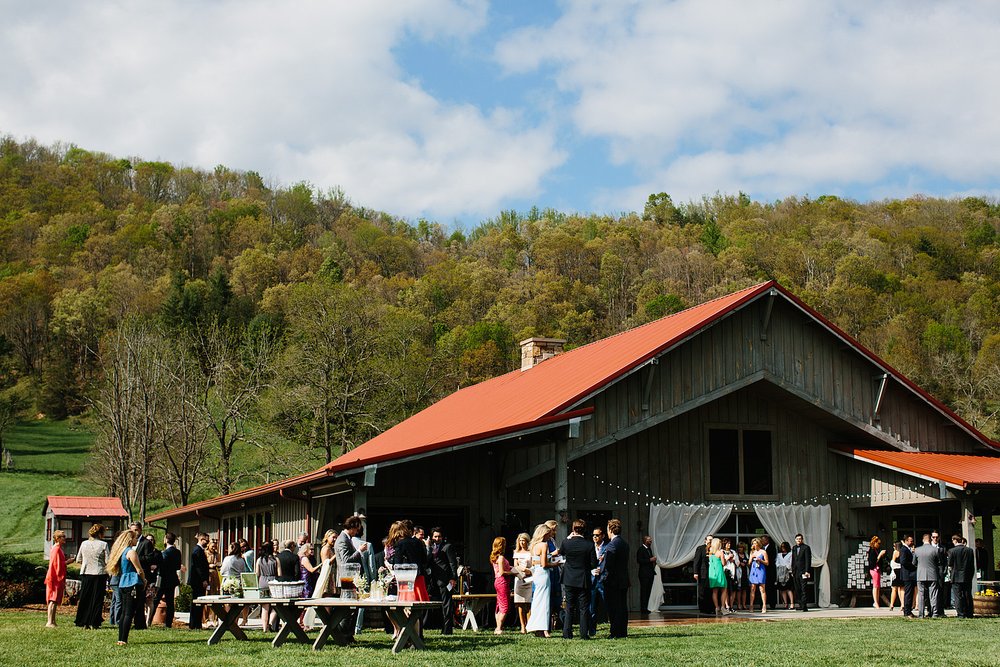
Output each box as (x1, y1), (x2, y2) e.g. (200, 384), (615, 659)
(708, 537), (729, 615)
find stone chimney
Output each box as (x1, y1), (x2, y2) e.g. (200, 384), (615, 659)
(520, 337), (566, 371)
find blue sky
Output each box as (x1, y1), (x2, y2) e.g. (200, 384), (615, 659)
(3, 1), (1000, 226)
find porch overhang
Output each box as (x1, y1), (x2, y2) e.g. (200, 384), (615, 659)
(830, 445), (1000, 491)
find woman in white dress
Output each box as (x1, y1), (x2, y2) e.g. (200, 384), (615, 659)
(512, 532), (533, 633)
(524, 523), (554, 637)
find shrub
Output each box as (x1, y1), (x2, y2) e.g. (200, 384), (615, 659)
(0, 581), (34, 607)
(175, 584), (192, 612)
(0, 553), (45, 607)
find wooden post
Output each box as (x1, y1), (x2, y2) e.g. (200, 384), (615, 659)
(983, 510), (995, 580)
(960, 496), (977, 590)
(354, 486), (368, 537)
(554, 438), (569, 541)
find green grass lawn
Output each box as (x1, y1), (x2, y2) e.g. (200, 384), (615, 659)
(0, 419), (98, 558)
(1, 610), (998, 667)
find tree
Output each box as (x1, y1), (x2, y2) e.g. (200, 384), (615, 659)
(271, 283), (395, 463)
(643, 192), (682, 226)
(0, 383), (28, 471)
(155, 344), (208, 506)
(192, 324), (276, 494)
(89, 320), (172, 521)
(0, 271), (57, 376)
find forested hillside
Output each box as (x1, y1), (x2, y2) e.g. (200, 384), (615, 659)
(1, 136), (998, 515)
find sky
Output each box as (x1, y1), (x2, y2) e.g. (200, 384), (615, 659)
(3, 0), (1000, 226)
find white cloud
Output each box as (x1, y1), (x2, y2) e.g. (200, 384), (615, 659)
(497, 0), (1000, 208)
(0, 0), (563, 220)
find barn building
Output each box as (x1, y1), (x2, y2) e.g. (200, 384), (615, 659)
(147, 281), (1000, 609)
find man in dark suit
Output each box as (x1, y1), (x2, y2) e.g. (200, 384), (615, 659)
(427, 527), (459, 634)
(974, 538), (988, 579)
(560, 519), (599, 639)
(589, 526), (608, 636)
(762, 535), (778, 609)
(187, 532), (210, 630)
(693, 535), (713, 614)
(601, 519), (629, 638)
(948, 534), (975, 618)
(790, 533), (812, 611)
(147, 532), (182, 628)
(636, 535), (656, 616)
(130, 522), (156, 630)
(914, 533), (942, 618)
(898, 534), (917, 617)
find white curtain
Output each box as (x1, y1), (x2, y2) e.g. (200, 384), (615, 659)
(753, 504), (832, 607)
(646, 503), (733, 612)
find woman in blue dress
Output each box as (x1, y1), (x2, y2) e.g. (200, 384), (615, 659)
(748, 537), (769, 613)
(106, 530), (147, 645)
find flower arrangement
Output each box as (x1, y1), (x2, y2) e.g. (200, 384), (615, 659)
(368, 566), (395, 600)
(221, 575), (243, 597)
(353, 574), (370, 599)
(976, 588), (998, 597)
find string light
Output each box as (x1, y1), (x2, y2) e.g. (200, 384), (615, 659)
(561, 466), (941, 509)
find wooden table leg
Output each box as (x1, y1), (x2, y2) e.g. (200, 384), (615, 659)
(312, 607), (354, 651)
(271, 605), (311, 647)
(387, 608), (425, 653)
(207, 604), (248, 645)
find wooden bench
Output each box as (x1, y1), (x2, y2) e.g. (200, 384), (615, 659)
(453, 593), (496, 631)
(841, 587), (889, 607)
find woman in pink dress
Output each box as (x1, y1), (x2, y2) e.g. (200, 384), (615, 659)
(45, 530), (68, 628)
(490, 536), (514, 635)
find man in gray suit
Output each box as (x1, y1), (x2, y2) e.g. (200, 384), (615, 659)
(335, 515), (368, 572)
(914, 533), (942, 618)
(333, 515), (369, 632)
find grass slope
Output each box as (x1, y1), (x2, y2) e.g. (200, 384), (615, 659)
(0, 420), (98, 559)
(0, 611), (998, 667)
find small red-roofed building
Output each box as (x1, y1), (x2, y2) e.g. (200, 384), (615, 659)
(43, 496), (129, 559)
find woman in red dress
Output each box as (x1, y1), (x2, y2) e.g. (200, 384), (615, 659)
(490, 536), (514, 635)
(45, 530), (68, 628)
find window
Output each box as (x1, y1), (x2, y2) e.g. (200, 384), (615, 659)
(707, 427), (774, 496)
(891, 514), (940, 544)
(221, 511), (272, 550)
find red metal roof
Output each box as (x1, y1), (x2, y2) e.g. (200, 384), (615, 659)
(145, 467), (329, 522)
(832, 447), (1000, 489)
(43, 496), (128, 518)
(326, 282), (774, 474)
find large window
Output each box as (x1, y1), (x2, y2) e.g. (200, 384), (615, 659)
(221, 511), (272, 550)
(707, 427), (774, 497)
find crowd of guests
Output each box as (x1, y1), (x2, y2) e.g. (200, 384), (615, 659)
(41, 517), (986, 645)
(489, 517), (631, 639)
(880, 532), (978, 618)
(691, 533), (813, 614)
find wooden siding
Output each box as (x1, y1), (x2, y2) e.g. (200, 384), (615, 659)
(866, 468), (950, 507)
(762, 299), (975, 452)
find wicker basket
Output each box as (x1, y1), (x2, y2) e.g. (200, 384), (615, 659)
(268, 581), (305, 598)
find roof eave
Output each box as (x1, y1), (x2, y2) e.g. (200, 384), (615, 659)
(830, 447), (966, 490)
(329, 407), (595, 477)
(144, 468), (332, 523)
